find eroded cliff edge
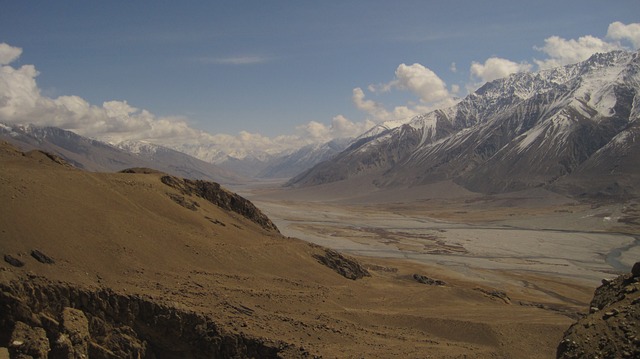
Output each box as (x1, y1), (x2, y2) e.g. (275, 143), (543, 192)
(0, 276), (309, 359)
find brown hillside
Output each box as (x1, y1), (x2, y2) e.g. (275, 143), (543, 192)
(0, 141), (584, 358)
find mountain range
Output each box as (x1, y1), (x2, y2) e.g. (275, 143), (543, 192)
(288, 50), (640, 199)
(2, 49), (638, 200)
(0, 122), (350, 184)
(0, 124), (242, 185)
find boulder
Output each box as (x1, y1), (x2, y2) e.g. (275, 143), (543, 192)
(9, 321), (50, 359)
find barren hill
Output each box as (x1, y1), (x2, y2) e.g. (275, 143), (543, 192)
(0, 141), (591, 358)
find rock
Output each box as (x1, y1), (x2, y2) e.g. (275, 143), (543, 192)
(3, 254), (24, 267)
(167, 193), (199, 211)
(160, 175), (280, 233)
(632, 261), (640, 278)
(312, 247), (370, 280)
(557, 265), (640, 359)
(9, 321), (50, 359)
(60, 307), (90, 358)
(412, 274), (446, 286)
(30, 250), (54, 264)
(475, 288), (511, 304)
(119, 167), (163, 174)
(0, 278), (299, 358)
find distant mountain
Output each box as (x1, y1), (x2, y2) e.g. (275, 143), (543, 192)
(256, 138), (351, 179)
(207, 138), (352, 180)
(115, 140), (244, 184)
(0, 124), (243, 185)
(288, 50), (640, 198)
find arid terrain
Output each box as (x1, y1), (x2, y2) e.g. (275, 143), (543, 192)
(1, 141), (638, 358)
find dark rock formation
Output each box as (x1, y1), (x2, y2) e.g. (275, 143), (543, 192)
(312, 247), (370, 280)
(412, 274), (446, 286)
(632, 261), (640, 278)
(119, 167), (163, 175)
(0, 277), (308, 358)
(3, 255), (24, 268)
(557, 262), (640, 359)
(160, 175), (279, 233)
(167, 193), (200, 211)
(475, 288), (511, 304)
(30, 250), (54, 264)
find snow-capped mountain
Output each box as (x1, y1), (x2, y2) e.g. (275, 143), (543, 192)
(288, 50), (640, 198)
(257, 138), (351, 179)
(115, 140), (243, 184)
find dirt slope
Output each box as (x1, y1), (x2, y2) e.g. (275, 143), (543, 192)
(0, 141), (584, 358)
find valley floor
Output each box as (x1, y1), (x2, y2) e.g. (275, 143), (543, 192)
(244, 180), (640, 357)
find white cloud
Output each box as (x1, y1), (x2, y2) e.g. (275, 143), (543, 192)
(329, 115), (376, 138)
(0, 57), (199, 145)
(470, 57), (532, 83)
(533, 35), (621, 69)
(352, 86), (456, 124)
(394, 63), (452, 103)
(607, 21), (640, 49)
(290, 115), (373, 144)
(356, 62), (459, 123)
(0, 43), (22, 65)
(0, 44), (230, 154)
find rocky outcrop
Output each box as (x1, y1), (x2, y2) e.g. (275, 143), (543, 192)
(160, 175), (279, 233)
(30, 250), (54, 264)
(3, 255), (24, 268)
(557, 262), (640, 359)
(312, 247), (370, 280)
(413, 274), (446, 286)
(0, 277), (307, 358)
(9, 321), (50, 359)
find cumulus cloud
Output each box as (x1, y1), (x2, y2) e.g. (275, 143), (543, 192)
(0, 44), (22, 65)
(0, 50), (200, 145)
(607, 21), (640, 49)
(394, 63), (452, 103)
(370, 63), (453, 104)
(533, 35), (621, 69)
(352, 86), (455, 124)
(0, 42), (268, 158)
(293, 115), (375, 143)
(358, 62), (460, 123)
(470, 57), (532, 83)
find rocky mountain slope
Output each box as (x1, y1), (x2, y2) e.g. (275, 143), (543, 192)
(557, 262), (640, 359)
(288, 50), (640, 198)
(0, 141), (583, 358)
(0, 124), (242, 185)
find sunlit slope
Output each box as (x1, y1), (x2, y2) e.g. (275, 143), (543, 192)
(0, 141), (583, 358)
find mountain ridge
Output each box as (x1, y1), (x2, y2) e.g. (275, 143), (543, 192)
(288, 50), (640, 198)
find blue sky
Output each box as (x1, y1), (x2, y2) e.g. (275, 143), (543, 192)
(1, 1), (639, 158)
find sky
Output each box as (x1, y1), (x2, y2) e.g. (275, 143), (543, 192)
(1, 1), (640, 159)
